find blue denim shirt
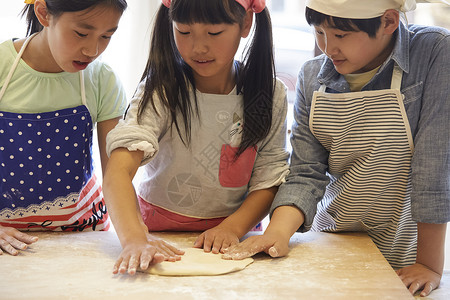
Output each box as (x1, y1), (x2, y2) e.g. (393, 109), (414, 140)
(273, 22), (450, 231)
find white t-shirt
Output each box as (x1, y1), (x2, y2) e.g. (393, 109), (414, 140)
(107, 79), (290, 218)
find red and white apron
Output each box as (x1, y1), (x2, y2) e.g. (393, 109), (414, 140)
(0, 34), (109, 231)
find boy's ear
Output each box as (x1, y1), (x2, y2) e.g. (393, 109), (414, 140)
(241, 9), (253, 38)
(381, 9), (400, 35)
(34, 0), (51, 27)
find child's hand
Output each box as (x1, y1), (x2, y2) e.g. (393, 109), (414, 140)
(193, 226), (239, 254)
(114, 235), (184, 275)
(396, 263), (441, 297)
(0, 225), (38, 255)
(222, 232), (289, 260)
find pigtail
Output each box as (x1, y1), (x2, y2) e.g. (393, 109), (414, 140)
(21, 4), (43, 36)
(237, 7), (275, 156)
(137, 5), (197, 146)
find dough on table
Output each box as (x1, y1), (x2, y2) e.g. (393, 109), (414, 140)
(141, 248), (254, 276)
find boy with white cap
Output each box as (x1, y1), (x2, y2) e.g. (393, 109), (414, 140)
(224, 0), (449, 296)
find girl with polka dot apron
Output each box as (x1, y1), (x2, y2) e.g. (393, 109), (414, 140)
(0, 34), (109, 232)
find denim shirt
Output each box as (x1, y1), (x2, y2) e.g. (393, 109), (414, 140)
(273, 22), (450, 231)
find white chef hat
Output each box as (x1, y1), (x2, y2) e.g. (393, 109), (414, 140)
(305, 0), (450, 19)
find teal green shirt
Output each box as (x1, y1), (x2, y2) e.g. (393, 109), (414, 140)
(0, 39), (127, 124)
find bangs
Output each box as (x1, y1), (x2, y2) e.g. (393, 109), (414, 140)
(305, 7), (381, 37)
(170, 0), (245, 24)
(305, 7), (358, 32)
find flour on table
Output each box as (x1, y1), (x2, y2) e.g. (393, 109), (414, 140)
(140, 248), (254, 276)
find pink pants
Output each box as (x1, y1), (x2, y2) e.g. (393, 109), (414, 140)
(138, 196), (262, 232)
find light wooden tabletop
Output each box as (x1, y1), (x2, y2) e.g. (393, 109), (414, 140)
(0, 230), (415, 300)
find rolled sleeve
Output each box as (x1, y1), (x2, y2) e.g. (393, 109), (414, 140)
(105, 82), (169, 165)
(410, 34), (450, 223)
(106, 122), (159, 164)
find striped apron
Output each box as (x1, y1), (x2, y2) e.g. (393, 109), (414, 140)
(309, 65), (416, 268)
(0, 34), (109, 231)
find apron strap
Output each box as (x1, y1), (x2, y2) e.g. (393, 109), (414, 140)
(390, 64), (403, 90)
(0, 33), (87, 110)
(0, 33), (38, 101)
(317, 64), (404, 93)
(80, 71), (87, 108)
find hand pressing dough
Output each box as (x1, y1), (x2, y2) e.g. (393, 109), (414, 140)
(141, 248), (254, 276)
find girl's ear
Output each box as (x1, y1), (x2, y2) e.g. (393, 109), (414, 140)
(240, 9), (253, 38)
(381, 9), (400, 35)
(34, 0), (51, 27)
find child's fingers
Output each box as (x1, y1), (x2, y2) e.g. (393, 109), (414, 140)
(113, 257), (123, 274)
(0, 239), (20, 256)
(395, 269), (413, 286)
(201, 233), (214, 252)
(211, 238), (224, 254)
(153, 243), (182, 261)
(163, 242), (184, 256)
(160, 250), (180, 262)
(193, 233), (205, 248)
(9, 238), (28, 251)
(127, 255), (139, 275)
(219, 240), (234, 254)
(395, 263), (441, 297)
(114, 242), (172, 275)
(408, 281), (423, 296)
(222, 239), (262, 260)
(12, 231), (38, 245)
(222, 249), (253, 260)
(420, 282), (435, 297)
(216, 237), (238, 254)
(118, 258), (129, 274)
(268, 241), (289, 257)
(407, 280), (436, 297)
(1, 226), (37, 243)
(268, 246), (280, 257)
(0, 227), (38, 256)
(139, 254), (151, 270)
(138, 251), (165, 271)
(152, 253), (166, 264)
(148, 239), (184, 259)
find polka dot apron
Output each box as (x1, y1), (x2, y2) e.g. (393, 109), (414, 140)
(0, 34), (109, 231)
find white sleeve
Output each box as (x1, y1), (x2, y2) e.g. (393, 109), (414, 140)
(106, 81), (170, 165)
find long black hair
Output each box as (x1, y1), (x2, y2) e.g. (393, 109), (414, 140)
(138, 0), (275, 157)
(305, 7), (381, 38)
(22, 0), (128, 36)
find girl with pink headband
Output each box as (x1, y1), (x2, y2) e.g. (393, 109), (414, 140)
(103, 0), (289, 275)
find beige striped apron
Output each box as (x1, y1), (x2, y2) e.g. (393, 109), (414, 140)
(309, 65), (417, 268)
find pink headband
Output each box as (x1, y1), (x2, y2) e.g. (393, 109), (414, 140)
(161, 0), (266, 13)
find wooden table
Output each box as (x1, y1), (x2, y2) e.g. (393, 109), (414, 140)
(0, 230), (414, 299)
